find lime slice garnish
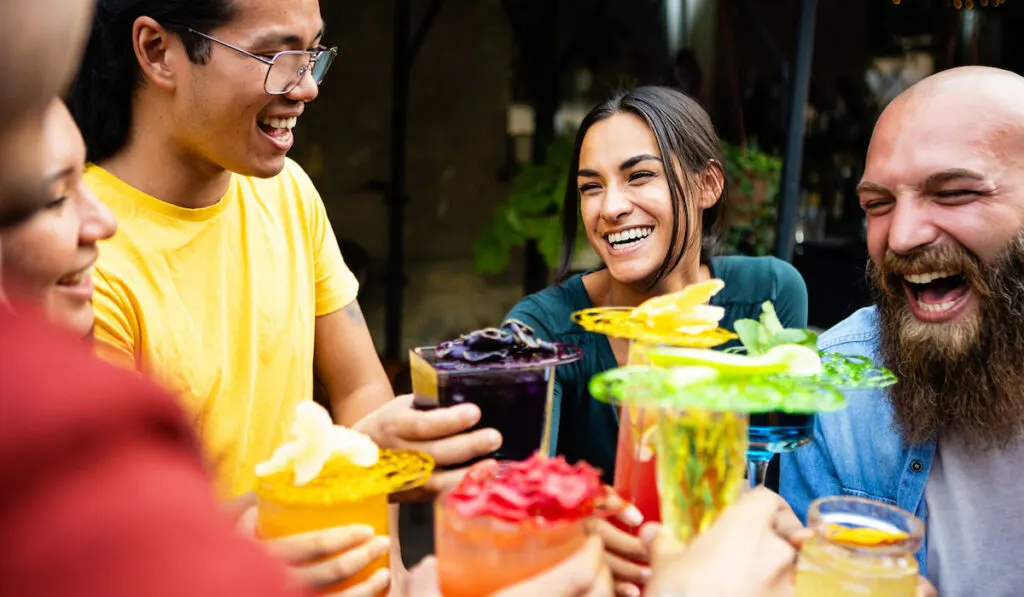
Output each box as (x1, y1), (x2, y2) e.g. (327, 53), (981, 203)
(646, 344), (822, 377)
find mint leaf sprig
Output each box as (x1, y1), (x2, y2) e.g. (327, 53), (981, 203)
(733, 302), (817, 356)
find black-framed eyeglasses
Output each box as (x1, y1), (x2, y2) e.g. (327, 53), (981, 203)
(174, 27), (337, 95)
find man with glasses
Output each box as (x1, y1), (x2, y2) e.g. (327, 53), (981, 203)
(70, 0), (380, 495)
(68, 0), (502, 591)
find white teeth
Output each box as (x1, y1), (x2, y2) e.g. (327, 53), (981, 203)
(606, 227), (653, 245)
(904, 271), (956, 284)
(918, 300), (958, 313)
(57, 265), (93, 287)
(59, 273), (82, 286)
(614, 238), (644, 250)
(259, 116), (298, 130)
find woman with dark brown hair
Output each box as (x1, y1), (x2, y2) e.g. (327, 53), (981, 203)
(506, 85), (808, 597)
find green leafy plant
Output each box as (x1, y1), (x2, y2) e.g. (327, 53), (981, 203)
(721, 141), (783, 256)
(473, 137), (588, 275)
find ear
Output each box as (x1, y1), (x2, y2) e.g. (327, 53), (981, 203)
(697, 159), (725, 210)
(132, 17), (180, 92)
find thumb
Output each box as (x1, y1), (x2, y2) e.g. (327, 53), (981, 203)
(405, 556), (442, 597)
(642, 525), (686, 569)
(237, 505), (258, 538)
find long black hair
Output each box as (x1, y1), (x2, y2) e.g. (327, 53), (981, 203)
(66, 0), (237, 164)
(557, 86), (728, 284)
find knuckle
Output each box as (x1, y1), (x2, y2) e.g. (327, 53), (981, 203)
(328, 553), (363, 581)
(312, 532), (337, 557)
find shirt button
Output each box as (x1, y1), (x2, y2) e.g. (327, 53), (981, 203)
(911, 460), (923, 472)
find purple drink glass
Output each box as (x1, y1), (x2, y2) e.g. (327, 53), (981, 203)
(409, 344), (582, 465)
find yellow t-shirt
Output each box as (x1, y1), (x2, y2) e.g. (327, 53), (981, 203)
(87, 159), (358, 499)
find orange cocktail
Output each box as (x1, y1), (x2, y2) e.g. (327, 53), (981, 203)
(436, 454), (609, 597)
(254, 401), (433, 596)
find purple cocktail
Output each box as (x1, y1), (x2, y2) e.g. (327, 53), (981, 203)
(410, 320), (582, 465)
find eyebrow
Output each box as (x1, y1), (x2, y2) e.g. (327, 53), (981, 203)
(252, 22), (326, 48)
(922, 168), (986, 187)
(43, 167), (75, 188)
(854, 180), (888, 195)
(856, 168), (988, 196)
(577, 154), (662, 178)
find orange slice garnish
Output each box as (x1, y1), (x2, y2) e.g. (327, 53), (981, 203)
(824, 524), (908, 547)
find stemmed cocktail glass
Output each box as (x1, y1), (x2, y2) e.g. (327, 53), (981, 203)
(730, 302), (898, 488)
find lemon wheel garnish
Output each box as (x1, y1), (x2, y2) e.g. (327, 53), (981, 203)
(632, 279), (725, 321)
(638, 425), (657, 462)
(572, 280), (736, 347)
(824, 524), (909, 547)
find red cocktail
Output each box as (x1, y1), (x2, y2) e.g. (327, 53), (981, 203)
(612, 405), (661, 528)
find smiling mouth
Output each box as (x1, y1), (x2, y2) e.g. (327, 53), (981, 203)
(56, 265), (93, 288)
(901, 270), (971, 314)
(257, 116), (297, 142)
(604, 226), (653, 250)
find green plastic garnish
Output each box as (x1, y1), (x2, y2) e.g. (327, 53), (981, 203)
(820, 353), (898, 389)
(588, 365), (846, 414)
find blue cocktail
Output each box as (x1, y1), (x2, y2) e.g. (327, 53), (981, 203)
(731, 302), (898, 488)
(746, 411), (814, 489)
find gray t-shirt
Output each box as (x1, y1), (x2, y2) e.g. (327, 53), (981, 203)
(926, 437), (1024, 597)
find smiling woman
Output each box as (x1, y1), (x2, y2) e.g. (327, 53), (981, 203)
(503, 88), (808, 597)
(0, 99), (117, 337)
(504, 87), (808, 594)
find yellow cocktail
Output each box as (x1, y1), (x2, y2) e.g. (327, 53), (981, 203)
(573, 281), (736, 544)
(654, 403), (749, 543)
(254, 401), (434, 596)
(796, 496), (923, 597)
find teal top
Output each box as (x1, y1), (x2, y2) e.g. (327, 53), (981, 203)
(504, 255), (808, 482)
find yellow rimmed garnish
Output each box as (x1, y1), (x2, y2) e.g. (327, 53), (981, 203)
(572, 279), (736, 347)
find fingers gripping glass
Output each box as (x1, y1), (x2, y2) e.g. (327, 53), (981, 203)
(178, 28), (337, 95)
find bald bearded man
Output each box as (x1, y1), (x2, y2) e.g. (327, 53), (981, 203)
(782, 66), (1024, 596)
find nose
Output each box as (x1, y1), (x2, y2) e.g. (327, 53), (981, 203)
(285, 67), (320, 103)
(78, 186), (117, 245)
(599, 184), (634, 223)
(886, 197), (939, 255)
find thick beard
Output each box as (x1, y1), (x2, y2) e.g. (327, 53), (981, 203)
(870, 233), (1024, 452)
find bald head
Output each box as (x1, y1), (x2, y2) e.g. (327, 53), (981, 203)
(0, 0), (94, 225)
(873, 67), (1024, 165)
(863, 67), (1024, 214)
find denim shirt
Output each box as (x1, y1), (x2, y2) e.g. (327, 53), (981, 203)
(779, 306), (935, 574)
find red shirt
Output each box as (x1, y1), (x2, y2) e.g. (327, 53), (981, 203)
(0, 310), (308, 597)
